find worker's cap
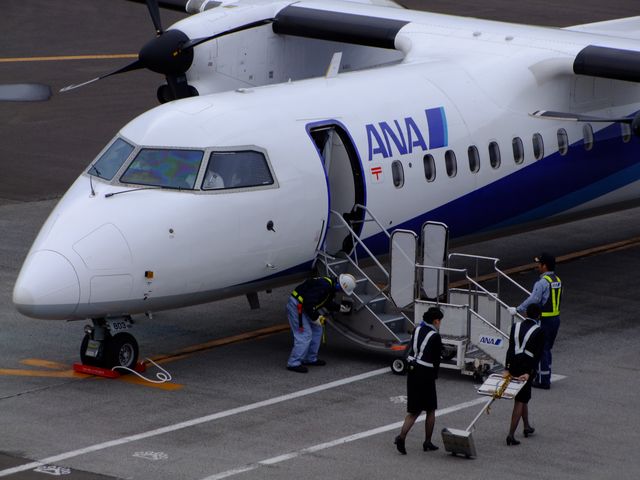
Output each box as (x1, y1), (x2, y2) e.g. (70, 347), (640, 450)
(423, 307), (444, 324)
(535, 252), (555, 269)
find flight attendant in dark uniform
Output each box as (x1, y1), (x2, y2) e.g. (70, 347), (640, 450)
(505, 303), (545, 446)
(394, 307), (443, 454)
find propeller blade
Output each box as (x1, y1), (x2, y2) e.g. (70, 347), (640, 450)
(180, 19), (274, 51)
(60, 59), (144, 92)
(146, 0), (164, 35)
(0, 83), (51, 101)
(531, 110), (633, 124)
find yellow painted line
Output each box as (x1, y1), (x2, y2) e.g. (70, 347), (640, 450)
(451, 235), (640, 287)
(20, 358), (68, 370)
(149, 323), (290, 365)
(0, 368), (81, 378)
(117, 375), (183, 391)
(0, 54), (137, 63)
(0, 324), (289, 387)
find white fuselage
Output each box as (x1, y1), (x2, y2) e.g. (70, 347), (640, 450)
(13, 1), (640, 320)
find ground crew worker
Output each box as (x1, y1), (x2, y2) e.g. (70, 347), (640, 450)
(286, 273), (356, 373)
(505, 303), (545, 446)
(508, 252), (561, 389)
(394, 307), (443, 454)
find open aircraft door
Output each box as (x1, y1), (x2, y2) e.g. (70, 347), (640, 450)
(308, 123), (365, 255)
(421, 221), (449, 300)
(390, 229), (418, 309)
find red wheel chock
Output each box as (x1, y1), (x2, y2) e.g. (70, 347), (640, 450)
(73, 361), (146, 378)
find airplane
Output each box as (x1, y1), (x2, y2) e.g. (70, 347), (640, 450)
(12, 0), (640, 370)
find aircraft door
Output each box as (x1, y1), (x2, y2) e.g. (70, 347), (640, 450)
(308, 124), (365, 255)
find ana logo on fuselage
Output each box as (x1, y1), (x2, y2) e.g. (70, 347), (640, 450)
(365, 107), (448, 161)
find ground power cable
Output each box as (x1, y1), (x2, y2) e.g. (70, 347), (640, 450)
(112, 358), (172, 383)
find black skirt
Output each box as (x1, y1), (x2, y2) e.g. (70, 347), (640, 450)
(406, 364), (437, 413)
(509, 363), (534, 404)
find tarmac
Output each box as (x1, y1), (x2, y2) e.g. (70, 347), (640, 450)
(1, 1), (640, 479)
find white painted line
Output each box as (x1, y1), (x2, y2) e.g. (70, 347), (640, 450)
(203, 373), (570, 480)
(0, 367), (388, 477)
(202, 397), (489, 480)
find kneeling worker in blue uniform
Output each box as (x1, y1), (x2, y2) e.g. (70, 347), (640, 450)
(286, 273), (356, 373)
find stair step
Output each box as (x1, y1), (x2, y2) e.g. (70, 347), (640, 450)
(396, 332), (411, 343)
(356, 293), (386, 306)
(380, 313), (405, 323)
(325, 258), (349, 268)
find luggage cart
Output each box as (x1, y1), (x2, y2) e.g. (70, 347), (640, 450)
(441, 374), (524, 458)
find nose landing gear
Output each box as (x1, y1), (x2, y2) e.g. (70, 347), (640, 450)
(80, 317), (139, 369)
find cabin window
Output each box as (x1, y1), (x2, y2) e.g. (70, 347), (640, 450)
(583, 124), (594, 151)
(557, 129), (569, 156)
(532, 133), (544, 160)
(202, 151), (274, 190)
(391, 160), (404, 188)
(621, 123), (631, 143)
(468, 146), (480, 173)
(121, 148), (203, 189)
(488, 141), (501, 169)
(89, 138), (134, 181)
(512, 137), (524, 164)
(445, 150), (457, 178)
(423, 154), (436, 182)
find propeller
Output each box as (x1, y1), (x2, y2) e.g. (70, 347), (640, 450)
(61, 0), (198, 103)
(531, 110), (640, 137)
(0, 83), (51, 102)
(60, 0), (274, 103)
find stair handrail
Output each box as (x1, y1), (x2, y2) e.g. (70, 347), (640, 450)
(416, 262), (523, 331)
(318, 250), (413, 344)
(448, 253), (531, 296)
(320, 252), (415, 341)
(327, 209), (389, 281)
(352, 203), (392, 239)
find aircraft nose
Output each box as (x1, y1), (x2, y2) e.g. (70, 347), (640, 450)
(13, 250), (80, 319)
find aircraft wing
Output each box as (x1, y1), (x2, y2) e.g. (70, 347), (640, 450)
(564, 16), (640, 41)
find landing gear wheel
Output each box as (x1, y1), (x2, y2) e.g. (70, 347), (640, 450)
(107, 332), (139, 369)
(391, 358), (408, 375)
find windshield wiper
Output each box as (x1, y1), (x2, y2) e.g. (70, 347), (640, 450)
(104, 186), (168, 198)
(88, 164), (102, 177)
(104, 184), (195, 197)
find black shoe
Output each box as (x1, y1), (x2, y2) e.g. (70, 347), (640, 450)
(394, 435), (407, 455)
(506, 435), (520, 446)
(286, 365), (308, 373)
(302, 359), (326, 366)
(523, 427), (535, 438)
(532, 382), (550, 390)
(423, 441), (439, 451)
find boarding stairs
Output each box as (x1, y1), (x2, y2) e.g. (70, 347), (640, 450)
(315, 207), (531, 379)
(315, 206), (414, 354)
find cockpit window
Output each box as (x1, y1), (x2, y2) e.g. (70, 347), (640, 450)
(120, 148), (203, 189)
(202, 151), (274, 190)
(89, 138), (134, 180)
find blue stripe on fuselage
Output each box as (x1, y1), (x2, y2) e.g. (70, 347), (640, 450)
(363, 121), (640, 254)
(426, 107), (448, 149)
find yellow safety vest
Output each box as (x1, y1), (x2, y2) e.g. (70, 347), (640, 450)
(541, 274), (561, 317)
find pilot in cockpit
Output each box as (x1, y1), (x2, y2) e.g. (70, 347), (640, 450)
(203, 170), (225, 189)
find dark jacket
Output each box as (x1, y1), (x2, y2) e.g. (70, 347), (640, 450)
(292, 276), (340, 320)
(506, 318), (545, 377)
(407, 323), (442, 378)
